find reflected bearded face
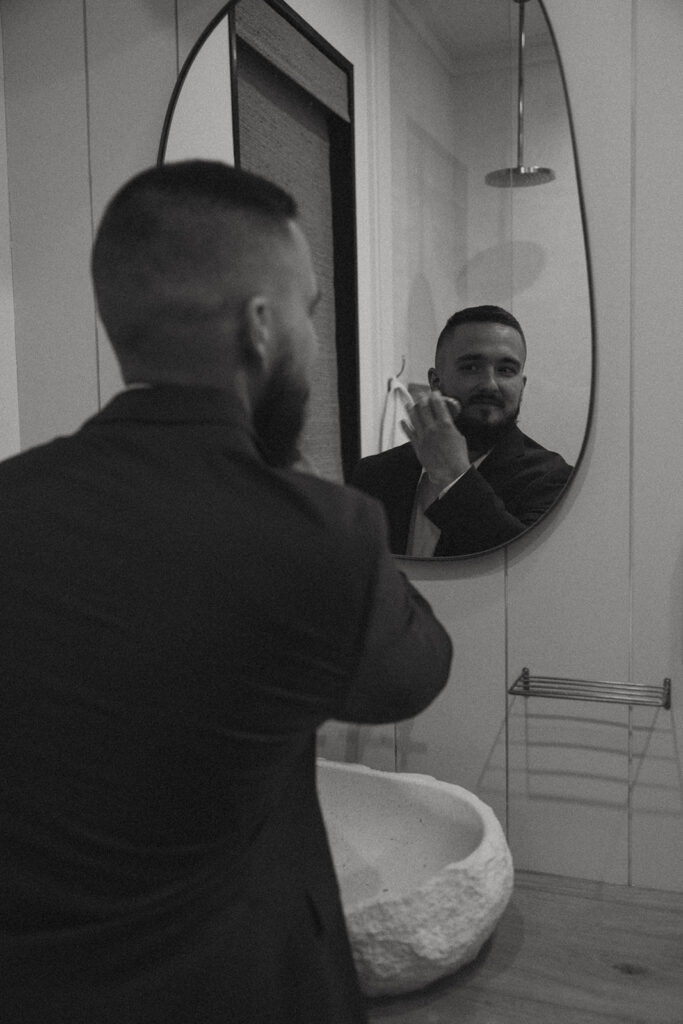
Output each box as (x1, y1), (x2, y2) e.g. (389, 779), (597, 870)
(429, 321), (527, 451)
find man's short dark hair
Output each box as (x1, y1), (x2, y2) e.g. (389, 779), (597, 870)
(91, 161), (298, 352)
(436, 304), (526, 356)
(94, 160), (296, 253)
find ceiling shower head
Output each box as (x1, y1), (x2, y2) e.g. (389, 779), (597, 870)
(485, 165), (555, 188)
(486, 0), (555, 188)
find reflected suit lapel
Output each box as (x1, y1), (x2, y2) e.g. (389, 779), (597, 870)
(475, 425), (526, 490)
(378, 444), (422, 555)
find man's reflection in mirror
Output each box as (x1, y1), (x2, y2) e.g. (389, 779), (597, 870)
(351, 306), (573, 557)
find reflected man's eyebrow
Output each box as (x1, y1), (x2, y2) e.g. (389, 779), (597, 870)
(310, 287), (322, 313)
(455, 352), (522, 368)
(455, 352), (484, 363)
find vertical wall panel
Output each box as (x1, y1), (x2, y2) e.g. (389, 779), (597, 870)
(507, 695), (629, 882)
(3, 0), (98, 448)
(503, 0), (634, 883)
(630, 0), (683, 891)
(506, 0), (634, 683)
(317, 720), (396, 773)
(85, 0), (178, 405)
(398, 557), (508, 826)
(0, 13), (20, 459)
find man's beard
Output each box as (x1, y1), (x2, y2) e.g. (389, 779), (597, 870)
(252, 353), (310, 469)
(454, 399), (521, 454)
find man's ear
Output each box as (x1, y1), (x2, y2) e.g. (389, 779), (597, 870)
(428, 367), (440, 391)
(243, 295), (275, 371)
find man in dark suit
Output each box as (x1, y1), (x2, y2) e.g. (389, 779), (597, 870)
(352, 305), (572, 557)
(0, 161), (452, 1023)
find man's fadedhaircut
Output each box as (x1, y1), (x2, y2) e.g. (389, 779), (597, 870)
(91, 161), (298, 350)
(96, 160), (296, 233)
(436, 304), (526, 356)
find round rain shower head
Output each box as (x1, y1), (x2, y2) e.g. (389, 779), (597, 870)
(485, 165), (555, 188)
(485, 0), (555, 188)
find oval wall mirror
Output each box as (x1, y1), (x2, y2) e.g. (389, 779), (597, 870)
(159, 0), (594, 560)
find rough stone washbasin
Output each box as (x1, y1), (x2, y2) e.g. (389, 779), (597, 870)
(316, 758), (513, 997)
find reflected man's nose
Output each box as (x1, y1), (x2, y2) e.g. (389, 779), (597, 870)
(475, 366), (499, 391)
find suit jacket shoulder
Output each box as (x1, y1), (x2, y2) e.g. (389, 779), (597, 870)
(430, 427), (573, 554)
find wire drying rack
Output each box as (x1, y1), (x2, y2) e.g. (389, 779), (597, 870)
(508, 667), (671, 709)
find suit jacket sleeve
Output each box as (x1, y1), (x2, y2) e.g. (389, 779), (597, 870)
(337, 493), (452, 724)
(426, 457), (572, 552)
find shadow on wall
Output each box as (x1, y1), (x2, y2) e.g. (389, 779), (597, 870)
(317, 723), (397, 769)
(630, 708), (683, 818)
(406, 272), (438, 377)
(317, 696), (682, 855)
(475, 714), (507, 805)
(505, 699), (681, 816)
(457, 240), (547, 301)
(507, 700), (630, 808)
(316, 721), (435, 774)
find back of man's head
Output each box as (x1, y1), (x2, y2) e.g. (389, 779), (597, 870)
(436, 304), (526, 356)
(91, 161), (298, 380)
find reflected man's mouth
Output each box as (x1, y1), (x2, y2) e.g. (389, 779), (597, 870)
(469, 396), (504, 408)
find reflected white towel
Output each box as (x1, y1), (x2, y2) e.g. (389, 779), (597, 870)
(380, 378), (413, 452)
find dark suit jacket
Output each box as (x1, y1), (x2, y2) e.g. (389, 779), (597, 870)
(0, 386), (451, 1024)
(351, 426), (573, 557)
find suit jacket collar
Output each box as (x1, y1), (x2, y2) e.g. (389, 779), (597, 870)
(382, 444), (423, 553)
(91, 385), (249, 425)
(476, 424), (526, 484)
(83, 386), (260, 456)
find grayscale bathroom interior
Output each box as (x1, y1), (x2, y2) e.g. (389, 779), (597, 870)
(2, 0), (682, 1021)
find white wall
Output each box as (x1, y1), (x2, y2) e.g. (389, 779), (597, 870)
(629, 0), (683, 892)
(0, 0), (682, 892)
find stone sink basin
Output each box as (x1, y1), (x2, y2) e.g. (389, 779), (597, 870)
(316, 758), (513, 997)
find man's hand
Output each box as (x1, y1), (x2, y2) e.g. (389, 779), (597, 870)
(401, 391), (470, 489)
